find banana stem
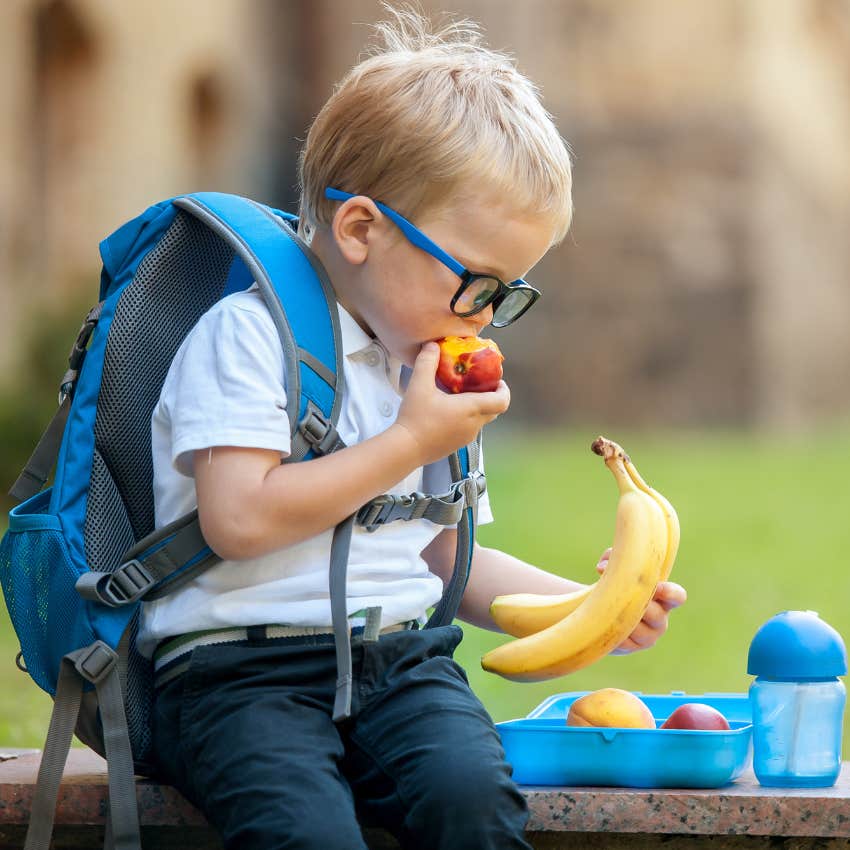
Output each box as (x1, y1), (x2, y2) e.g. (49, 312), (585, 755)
(591, 436), (636, 495)
(591, 435), (629, 464)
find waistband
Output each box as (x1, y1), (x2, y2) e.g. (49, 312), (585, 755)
(152, 621), (418, 689)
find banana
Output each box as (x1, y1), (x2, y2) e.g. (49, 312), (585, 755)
(488, 437), (679, 638)
(481, 437), (668, 681)
(489, 586), (593, 638)
(622, 452), (679, 582)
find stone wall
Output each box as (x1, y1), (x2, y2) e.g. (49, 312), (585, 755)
(1, 0), (848, 429)
(0, 0), (288, 362)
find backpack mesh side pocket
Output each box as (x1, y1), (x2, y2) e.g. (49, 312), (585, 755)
(0, 488), (95, 695)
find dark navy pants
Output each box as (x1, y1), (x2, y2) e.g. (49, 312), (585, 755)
(151, 624), (532, 850)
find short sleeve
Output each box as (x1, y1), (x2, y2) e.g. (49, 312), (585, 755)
(421, 442), (493, 526)
(155, 294), (291, 477)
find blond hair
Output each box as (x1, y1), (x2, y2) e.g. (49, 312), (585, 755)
(298, 4), (573, 244)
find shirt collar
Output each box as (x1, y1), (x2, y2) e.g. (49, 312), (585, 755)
(336, 303), (404, 393)
(336, 302), (373, 356)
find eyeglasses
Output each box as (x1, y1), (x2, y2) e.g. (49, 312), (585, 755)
(324, 187), (541, 328)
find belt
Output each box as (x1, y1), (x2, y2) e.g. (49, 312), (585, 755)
(152, 621), (418, 689)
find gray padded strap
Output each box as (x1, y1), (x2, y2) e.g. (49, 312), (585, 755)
(125, 511), (222, 601)
(9, 396), (71, 502)
(123, 510), (209, 578)
(330, 514), (356, 722)
(298, 347), (336, 388)
(93, 652), (140, 850)
(76, 511), (221, 606)
(142, 548), (220, 600)
(24, 657), (84, 850)
(355, 473), (485, 532)
(11, 303), (103, 503)
(467, 434), (481, 472)
(24, 643), (140, 850)
(427, 437), (482, 629)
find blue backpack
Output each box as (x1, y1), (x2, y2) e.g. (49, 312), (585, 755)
(0, 193), (484, 850)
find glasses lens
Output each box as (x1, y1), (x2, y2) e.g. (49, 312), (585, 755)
(453, 277), (500, 316)
(492, 288), (536, 327)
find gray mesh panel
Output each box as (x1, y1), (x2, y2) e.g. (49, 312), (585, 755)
(122, 613), (156, 773)
(84, 451), (154, 767)
(85, 210), (236, 771)
(95, 212), (235, 540)
(85, 450), (135, 572)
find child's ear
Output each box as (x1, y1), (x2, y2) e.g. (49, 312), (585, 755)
(331, 196), (383, 266)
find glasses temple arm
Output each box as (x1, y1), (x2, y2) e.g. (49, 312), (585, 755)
(323, 188), (466, 278)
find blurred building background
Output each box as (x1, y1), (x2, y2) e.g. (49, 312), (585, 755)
(1, 0), (849, 436)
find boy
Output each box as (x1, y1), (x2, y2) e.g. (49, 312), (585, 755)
(144, 7), (686, 849)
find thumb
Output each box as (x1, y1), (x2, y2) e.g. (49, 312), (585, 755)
(409, 341), (440, 386)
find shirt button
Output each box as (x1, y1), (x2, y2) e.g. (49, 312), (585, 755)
(380, 401), (393, 417)
(365, 351), (381, 367)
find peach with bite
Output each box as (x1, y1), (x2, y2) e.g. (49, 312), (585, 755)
(435, 336), (504, 394)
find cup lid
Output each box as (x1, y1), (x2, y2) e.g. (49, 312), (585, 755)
(747, 610), (847, 679)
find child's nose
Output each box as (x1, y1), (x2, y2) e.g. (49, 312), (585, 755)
(473, 302), (495, 329)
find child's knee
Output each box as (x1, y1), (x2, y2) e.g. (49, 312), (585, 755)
(414, 759), (528, 831)
(404, 768), (530, 849)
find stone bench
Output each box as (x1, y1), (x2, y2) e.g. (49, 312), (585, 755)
(1, 748), (850, 849)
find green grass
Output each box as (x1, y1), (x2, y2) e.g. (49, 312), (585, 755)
(2, 427), (850, 751)
(460, 426), (850, 736)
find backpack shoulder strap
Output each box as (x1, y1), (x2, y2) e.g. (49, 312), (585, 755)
(78, 193), (346, 609)
(174, 193), (345, 461)
(9, 304), (103, 503)
(425, 437), (482, 628)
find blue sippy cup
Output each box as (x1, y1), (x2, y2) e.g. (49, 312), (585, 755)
(747, 610), (847, 787)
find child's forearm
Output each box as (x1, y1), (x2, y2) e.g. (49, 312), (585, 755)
(458, 544), (587, 631)
(423, 534), (587, 631)
(198, 423), (424, 560)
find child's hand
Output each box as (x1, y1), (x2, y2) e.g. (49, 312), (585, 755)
(395, 341), (510, 466)
(595, 547), (687, 655)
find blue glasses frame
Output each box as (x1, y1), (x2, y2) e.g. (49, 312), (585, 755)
(324, 187), (540, 327)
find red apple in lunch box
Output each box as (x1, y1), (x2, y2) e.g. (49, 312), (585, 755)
(435, 336), (504, 394)
(660, 703), (731, 731)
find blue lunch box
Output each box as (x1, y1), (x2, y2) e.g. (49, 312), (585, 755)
(496, 691), (753, 788)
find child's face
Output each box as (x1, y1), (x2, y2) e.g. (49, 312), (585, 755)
(353, 191), (557, 367)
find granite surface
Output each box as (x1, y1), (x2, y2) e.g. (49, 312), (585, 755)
(1, 749), (849, 840)
(523, 771), (850, 837)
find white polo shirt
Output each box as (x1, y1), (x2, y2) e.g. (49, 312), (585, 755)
(136, 285), (492, 658)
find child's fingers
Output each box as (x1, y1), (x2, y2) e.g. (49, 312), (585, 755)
(640, 599), (670, 630)
(450, 380), (510, 417)
(407, 342), (440, 388)
(473, 380), (510, 415)
(610, 639), (640, 655)
(625, 619), (664, 649)
(415, 341), (440, 370)
(654, 580), (687, 610)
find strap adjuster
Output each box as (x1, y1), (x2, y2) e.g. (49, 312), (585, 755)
(356, 472), (485, 533)
(298, 403), (345, 456)
(301, 409), (331, 445)
(102, 559), (156, 606)
(456, 470), (486, 503)
(74, 641), (117, 684)
(355, 498), (386, 531)
(356, 492), (427, 532)
(59, 304), (102, 405)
